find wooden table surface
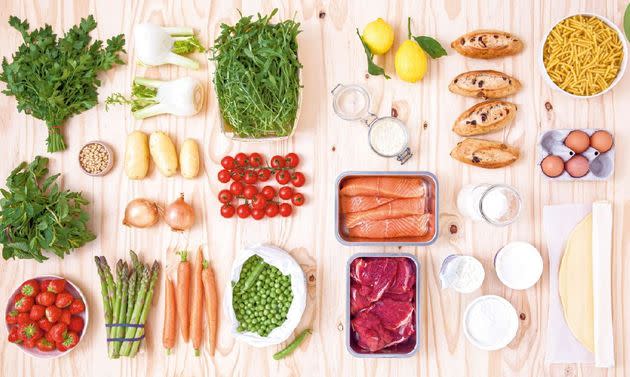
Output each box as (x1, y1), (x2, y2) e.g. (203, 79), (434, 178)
(0, 0), (629, 376)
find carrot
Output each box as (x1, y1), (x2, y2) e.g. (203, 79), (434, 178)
(176, 250), (191, 342)
(201, 258), (218, 357)
(162, 277), (177, 354)
(190, 247), (204, 356)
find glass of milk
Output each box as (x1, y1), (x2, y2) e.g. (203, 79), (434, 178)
(457, 184), (522, 226)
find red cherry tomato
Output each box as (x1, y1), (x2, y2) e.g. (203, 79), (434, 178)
(291, 172), (306, 187)
(270, 155), (285, 169)
(243, 185), (258, 200)
(217, 169), (231, 183)
(291, 193), (305, 206)
(248, 153), (263, 168)
(251, 208), (265, 220)
(278, 186), (294, 200)
(220, 204), (235, 218)
(221, 156), (235, 170)
(279, 203), (293, 217)
(257, 168), (272, 182)
(235, 153), (248, 166)
(230, 181), (244, 196)
(251, 194), (267, 210)
(276, 170), (291, 185)
(285, 153), (300, 168)
(218, 189), (233, 204)
(265, 203), (279, 218)
(243, 170), (258, 184)
(231, 168), (244, 182)
(261, 186), (276, 200)
(236, 204), (251, 218)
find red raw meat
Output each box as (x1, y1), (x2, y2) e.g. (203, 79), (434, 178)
(350, 283), (371, 315)
(382, 290), (415, 302)
(351, 311), (394, 352)
(368, 298), (414, 330)
(383, 318), (415, 349)
(352, 258), (398, 302)
(387, 258), (415, 294)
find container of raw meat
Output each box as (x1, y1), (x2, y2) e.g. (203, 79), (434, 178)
(335, 171), (439, 246)
(346, 253), (421, 358)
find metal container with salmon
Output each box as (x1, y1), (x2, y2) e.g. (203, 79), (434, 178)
(346, 253), (421, 358)
(335, 171), (439, 246)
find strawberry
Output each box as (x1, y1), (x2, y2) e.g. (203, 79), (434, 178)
(19, 279), (40, 298)
(6, 309), (19, 325)
(17, 321), (42, 342)
(49, 323), (67, 343)
(69, 298), (85, 314)
(60, 310), (71, 325)
(38, 318), (54, 332)
(16, 312), (31, 326)
(14, 296), (33, 313)
(55, 292), (73, 308)
(68, 316), (84, 333)
(46, 279), (66, 294)
(45, 306), (62, 323)
(29, 304), (46, 321)
(23, 338), (37, 349)
(60, 331), (79, 350)
(7, 326), (21, 343)
(36, 338), (55, 352)
(36, 291), (56, 306)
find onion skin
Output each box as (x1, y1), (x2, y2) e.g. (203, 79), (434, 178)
(165, 193), (195, 232)
(123, 198), (161, 228)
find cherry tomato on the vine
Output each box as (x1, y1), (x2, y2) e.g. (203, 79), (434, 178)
(218, 169), (231, 183)
(257, 168), (272, 182)
(270, 155), (285, 169)
(285, 153), (300, 168)
(236, 204), (251, 218)
(291, 193), (305, 206)
(261, 186), (276, 200)
(291, 172), (306, 187)
(279, 203), (293, 217)
(221, 204), (236, 218)
(279, 186), (294, 200)
(221, 156), (235, 170)
(248, 153), (263, 168)
(251, 208), (265, 220)
(243, 170), (258, 184)
(231, 168), (244, 182)
(218, 190), (233, 204)
(265, 203), (279, 218)
(243, 185), (258, 200)
(276, 170), (291, 185)
(230, 181), (244, 196)
(235, 153), (248, 167)
(251, 194), (267, 210)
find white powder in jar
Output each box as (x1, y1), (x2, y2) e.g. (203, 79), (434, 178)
(495, 241), (543, 290)
(369, 117), (408, 156)
(464, 295), (519, 350)
(440, 255), (485, 293)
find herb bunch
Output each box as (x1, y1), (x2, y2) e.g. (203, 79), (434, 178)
(0, 15), (125, 152)
(0, 156), (96, 262)
(211, 9), (302, 139)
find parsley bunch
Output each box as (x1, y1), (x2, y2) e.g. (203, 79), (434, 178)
(0, 156), (96, 262)
(0, 15), (125, 153)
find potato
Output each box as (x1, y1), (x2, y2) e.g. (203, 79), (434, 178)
(179, 139), (200, 179)
(124, 131), (150, 179)
(149, 131), (178, 177)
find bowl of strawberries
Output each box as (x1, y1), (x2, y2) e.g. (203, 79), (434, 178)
(5, 275), (88, 358)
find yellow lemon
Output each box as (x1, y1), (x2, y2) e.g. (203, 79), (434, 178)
(394, 40), (428, 83)
(362, 18), (395, 55)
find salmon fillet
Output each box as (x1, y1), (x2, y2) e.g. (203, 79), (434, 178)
(344, 198), (426, 228)
(348, 214), (432, 239)
(340, 177), (425, 198)
(340, 196), (395, 213)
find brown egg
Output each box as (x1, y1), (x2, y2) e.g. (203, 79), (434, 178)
(564, 130), (590, 154)
(565, 155), (590, 178)
(541, 155), (564, 178)
(590, 130), (613, 153)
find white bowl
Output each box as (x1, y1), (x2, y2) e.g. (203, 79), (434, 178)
(463, 295), (518, 351)
(537, 13), (628, 99)
(5, 275), (89, 359)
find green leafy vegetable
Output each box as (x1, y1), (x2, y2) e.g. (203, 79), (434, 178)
(0, 156), (96, 262)
(624, 4), (630, 42)
(407, 17), (447, 59)
(356, 29), (390, 79)
(0, 15), (125, 152)
(211, 9), (302, 139)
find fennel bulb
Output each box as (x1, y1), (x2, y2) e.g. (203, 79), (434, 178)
(134, 23), (205, 69)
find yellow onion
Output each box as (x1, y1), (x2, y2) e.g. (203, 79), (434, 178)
(164, 193), (195, 232)
(122, 198), (161, 228)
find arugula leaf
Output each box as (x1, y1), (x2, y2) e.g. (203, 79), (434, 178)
(0, 15), (125, 152)
(0, 156), (96, 262)
(407, 17), (447, 59)
(625, 4), (630, 42)
(356, 29), (390, 79)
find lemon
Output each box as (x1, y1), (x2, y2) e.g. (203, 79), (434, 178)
(394, 40), (428, 83)
(362, 18), (394, 55)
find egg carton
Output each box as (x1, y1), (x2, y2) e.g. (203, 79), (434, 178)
(538, 129), (614, 181)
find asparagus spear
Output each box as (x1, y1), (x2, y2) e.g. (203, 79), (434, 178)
(128, 261), (161, 357)
(99, 257), (117, 348)
(125, 269), (137, 324)
(112, 262), (129, 358)
(95, 257), (113, 337)
(108, 260), (124, 358)
(119, 265), (150, 356)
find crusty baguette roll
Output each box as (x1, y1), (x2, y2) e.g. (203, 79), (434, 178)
(450, 138), (519, 169)
(451, 30), (523, 59)
(448, 70), (521, 99)
(453, 100), (517, 136)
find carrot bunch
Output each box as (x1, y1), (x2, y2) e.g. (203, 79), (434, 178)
(163, 247), (218, 356)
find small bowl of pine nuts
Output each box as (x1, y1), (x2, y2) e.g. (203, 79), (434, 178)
(78, 141), (114, 176)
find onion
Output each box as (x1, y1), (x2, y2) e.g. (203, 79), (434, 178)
(123, 198), (161, 228)
(164, 193), (195, 232)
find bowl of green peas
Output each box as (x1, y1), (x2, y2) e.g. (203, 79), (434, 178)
(226, 244), (307, 346)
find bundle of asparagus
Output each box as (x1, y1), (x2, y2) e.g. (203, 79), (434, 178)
(95, 250), (160, 358)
